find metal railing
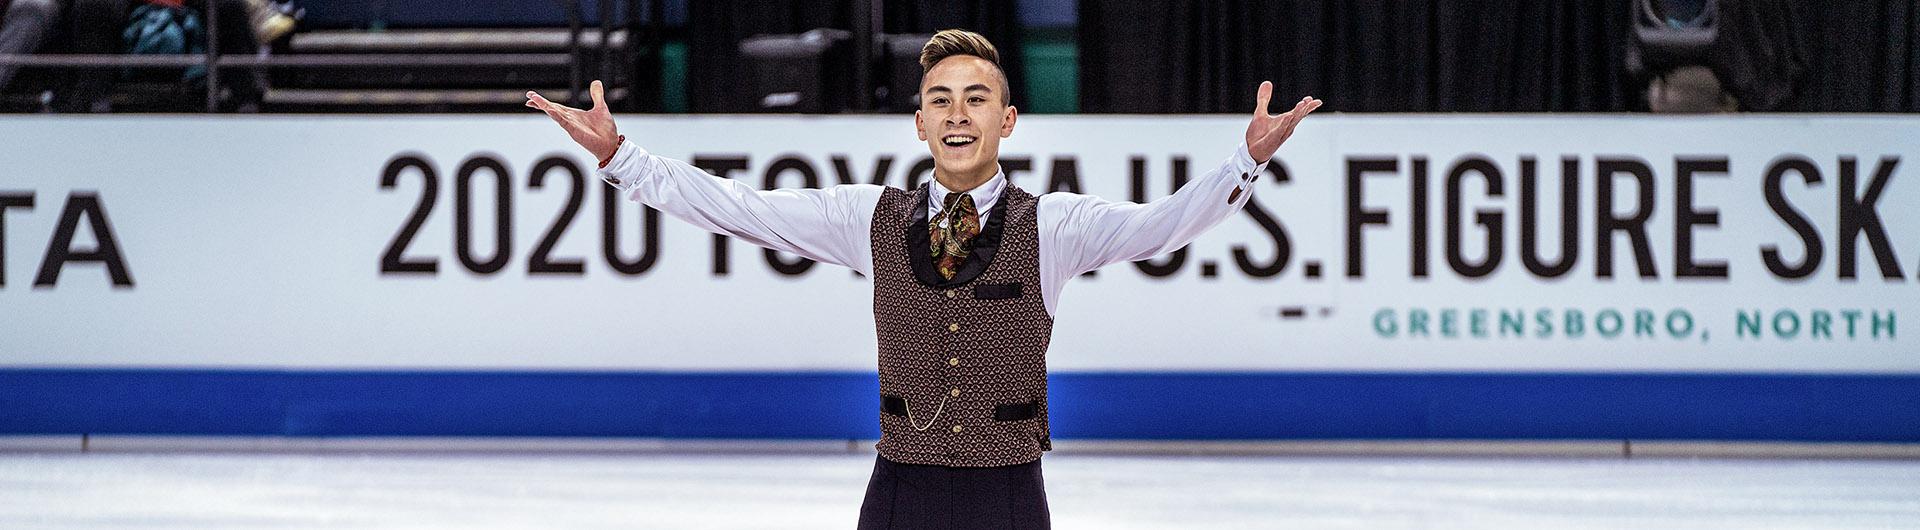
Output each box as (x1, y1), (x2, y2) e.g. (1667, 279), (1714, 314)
(0, 0), (656, 112)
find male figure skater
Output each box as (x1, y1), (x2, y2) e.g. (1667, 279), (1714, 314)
(527, 29), (1320, 529)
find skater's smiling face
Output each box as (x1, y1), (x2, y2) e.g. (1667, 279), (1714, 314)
(916, 55), (1016, 193)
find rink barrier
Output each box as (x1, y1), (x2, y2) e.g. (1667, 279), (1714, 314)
(4, 436), (1920, 459)
(2, 369), (1917, 443)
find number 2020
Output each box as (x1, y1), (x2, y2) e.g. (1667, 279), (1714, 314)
(379, 153), (660, 276)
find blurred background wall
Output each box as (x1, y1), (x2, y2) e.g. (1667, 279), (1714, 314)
(2, 0), (1914, 114)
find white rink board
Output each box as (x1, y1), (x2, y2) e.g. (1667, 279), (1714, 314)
(0, 115), (1915, 373)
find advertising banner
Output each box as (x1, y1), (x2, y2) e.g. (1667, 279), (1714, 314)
(2, 115), (1913, 374)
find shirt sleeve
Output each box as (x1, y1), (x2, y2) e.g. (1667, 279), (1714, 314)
(596, 138), (884, 276)
(1037, 142), (1270, 289)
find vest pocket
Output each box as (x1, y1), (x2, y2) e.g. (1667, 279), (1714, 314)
(972, 282), (1023, 300)
(880, 394), (909, 416)
(992, 400), (1038, 421)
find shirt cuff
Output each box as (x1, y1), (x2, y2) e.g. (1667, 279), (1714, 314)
(1233, 142), (1271, 176)
(595, 138), (649, 189)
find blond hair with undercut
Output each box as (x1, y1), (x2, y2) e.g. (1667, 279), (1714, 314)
(918, 29), (1010, 105)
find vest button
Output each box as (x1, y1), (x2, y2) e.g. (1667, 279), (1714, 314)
(948, 323), (960, 332)
(945, 290), (956, 299)
(948, 357), (960, 366)
(949, 388), (961, 397)
(951, 424), (964, 433)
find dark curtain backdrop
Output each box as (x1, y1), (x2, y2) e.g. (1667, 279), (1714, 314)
(687, 2), (849, 113)
(1080, 0), (1633, 113)
(689, 0), (1022, 113)
(883, 0), (1026, 103)
(1789, 0), (1920, 112)
(1080, 0), (1920, 113)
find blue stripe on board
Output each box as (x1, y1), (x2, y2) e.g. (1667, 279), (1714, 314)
(2, 370), (1916, 441)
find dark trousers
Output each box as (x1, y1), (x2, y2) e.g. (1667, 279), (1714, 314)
(857, 454), (1050, 530)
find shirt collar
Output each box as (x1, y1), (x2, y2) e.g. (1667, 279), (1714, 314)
(928, 168), (1007, 219)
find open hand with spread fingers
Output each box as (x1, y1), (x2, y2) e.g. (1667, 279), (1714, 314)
(1244, 81), (1322, 164)
(526, 80), (621, 163)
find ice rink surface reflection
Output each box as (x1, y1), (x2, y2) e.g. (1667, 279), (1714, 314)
(3, 452), (1917, 529)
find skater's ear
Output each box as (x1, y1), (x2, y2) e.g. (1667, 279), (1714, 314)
(915, 109), (928, 141)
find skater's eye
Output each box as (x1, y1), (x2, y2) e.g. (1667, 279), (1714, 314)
(931, 97), (949, 106)
(968, 96), (986, 105)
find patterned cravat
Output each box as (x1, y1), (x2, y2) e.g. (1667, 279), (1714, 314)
(929, 192), (981, 280)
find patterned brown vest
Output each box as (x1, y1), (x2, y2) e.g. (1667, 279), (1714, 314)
(869, 182), (1054, 467)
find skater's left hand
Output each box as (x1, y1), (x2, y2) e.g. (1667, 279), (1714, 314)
(1245, 81), (1322, 164)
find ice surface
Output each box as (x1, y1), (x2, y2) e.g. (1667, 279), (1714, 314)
(2, 452), (1916, 529)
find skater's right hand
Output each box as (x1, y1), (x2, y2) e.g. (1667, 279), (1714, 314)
(526, 80), (621, 163)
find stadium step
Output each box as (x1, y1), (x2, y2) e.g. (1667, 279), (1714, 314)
(274, 28), (638, 92)
(262, 86), (628, 113)
(290, 28), (629, 54)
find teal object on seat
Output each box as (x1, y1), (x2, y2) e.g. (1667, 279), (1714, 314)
(123, 4), (207, 83)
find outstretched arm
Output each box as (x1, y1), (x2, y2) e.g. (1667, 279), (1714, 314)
(526, 82), (882, 274)
(1040, 82), (1321, 278)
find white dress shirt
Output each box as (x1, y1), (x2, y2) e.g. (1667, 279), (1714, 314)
(596, 139), (1270, 316)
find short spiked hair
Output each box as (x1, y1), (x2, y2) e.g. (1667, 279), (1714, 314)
(918, 29), (1010, 105)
